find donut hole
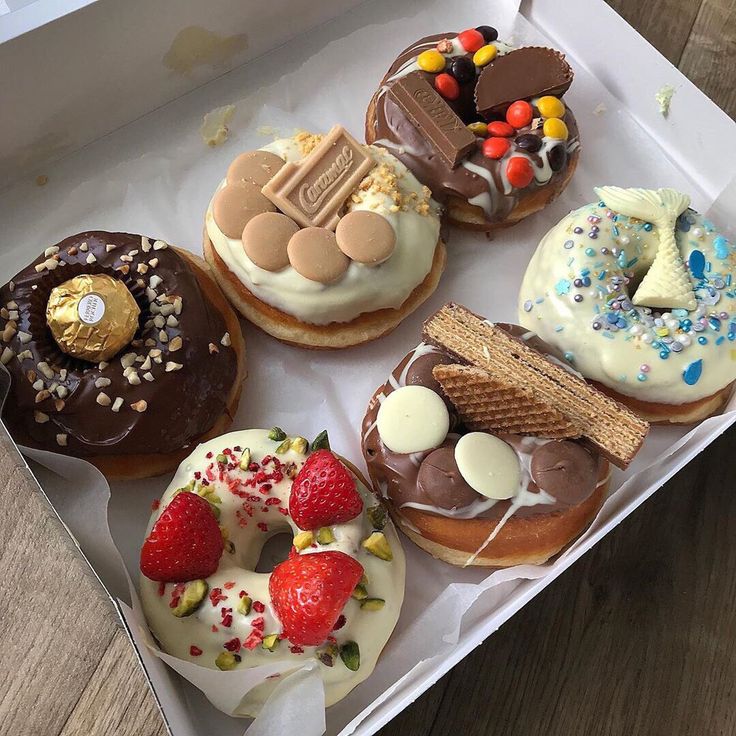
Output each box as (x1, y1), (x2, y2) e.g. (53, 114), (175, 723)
(254, 531), (293, 573)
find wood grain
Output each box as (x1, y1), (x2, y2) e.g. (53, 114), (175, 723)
(1, 2), (735, 736)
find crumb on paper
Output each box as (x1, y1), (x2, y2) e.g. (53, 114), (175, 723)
(593, 102), (607, 116)
(200, 105), (236, 147)
(257, 125), (281, 139)
(655, 84), (676, 118)
(35, 175), (48, 187)
(163, 27), (247, 76)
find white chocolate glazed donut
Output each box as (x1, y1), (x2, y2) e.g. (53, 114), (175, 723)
(205, 133), (441, 325)
(140, 429), (405, 716)
(518, 188), (736, 407)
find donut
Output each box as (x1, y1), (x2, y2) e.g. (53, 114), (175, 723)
(0, 232), (246, 479)
(518, 187), (736, 424)
(365, 27), (580, 231)
(139, 429), (405, 716)
(203, 125), (445, 350)
(361, 303), (651, 567)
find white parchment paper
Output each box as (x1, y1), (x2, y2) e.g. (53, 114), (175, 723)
(1, 0), (734, 734)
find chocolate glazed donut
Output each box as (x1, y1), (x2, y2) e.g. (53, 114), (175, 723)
(365, 30), (580, 231)
(1, 232), (246, 480)
(360, 327), (610, 567)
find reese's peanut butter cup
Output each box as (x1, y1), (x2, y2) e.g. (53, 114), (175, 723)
(46, 274), (140, 362)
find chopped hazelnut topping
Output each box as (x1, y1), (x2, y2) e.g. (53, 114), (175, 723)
(37, 361), (54, 379)
(94, 377), (111, 388)
(165, 362), (183, 372)
(56, 434), (68, 446)
(35, 390), (51, 403)
(208, 343), (219, 355)
(169, 336), (183, 352)
(34, 411), (50, 423)
(220, 332), (231, 347)
(130, 400), (148, 412)
(106, 244), (117, 253)
(111, 397), (124, 412)
(1, 347), (14, 365)
(86, 253), (97, 265)
(96, 392), (112, 406)
(153, 240), (168, 251)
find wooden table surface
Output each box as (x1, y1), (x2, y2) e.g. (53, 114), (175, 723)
(1, 1), (734, 735)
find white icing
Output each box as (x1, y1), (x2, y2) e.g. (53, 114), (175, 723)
(454, 432), (520, 499)
(376, 385), (450, 454)
(140, 429), (405, 716)
(518, 195), (736, 403)
(206, 138), (441, 325)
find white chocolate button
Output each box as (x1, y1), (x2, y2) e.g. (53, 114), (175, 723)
(376, 385), (449, 454)
(454, 432), (520, 500)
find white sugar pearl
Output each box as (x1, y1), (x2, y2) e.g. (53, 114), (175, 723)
(642, 333), (653, 344)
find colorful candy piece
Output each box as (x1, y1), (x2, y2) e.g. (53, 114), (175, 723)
(506, 100), (533, 129)
(506, 157), (534, 188)
(689, 250), (706, 280)
(543, 117), (569, 140)
(488, 121), (516, 137)
(417, 49), (446, 73)
(482, 137), (510, 160)
(434, 72), (460, 100)
(457, 28), (485, 53)
(682, 359), (702, 385)
(536, 95), (565, 119)
(467, 121), (488, 136)
(473, 44), (498, 67)
(475, 25), (499, 42)
(450, 56), (476, 84)
(515, 133), (542, 153)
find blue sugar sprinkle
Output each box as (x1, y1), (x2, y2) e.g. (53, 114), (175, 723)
(523, 300), (533, 312)
(643, 222), (653, 231)
(683, 359), (703, 386)
(554, 325), (564, 332)
(714, 236), (729, 259)
(585, 248), (596, 257)
(698, 336), (708, 345)
(716, 336), (725, 345)
(612, 225), (620, 237)
(672, 309), (688, 318)
(564, 351), (575, 362)
(601, 331), (615, 339)
(555, 279), (571, 295)
(581, 268), (591, 277)
(567, 257), (574, 266)
(535, 297), (545, 304)
(564, 239), (574, 249)
(627, 258), (639, 268)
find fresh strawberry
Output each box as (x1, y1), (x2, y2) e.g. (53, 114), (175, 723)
(140, 492), (223, 582)
(289, 450), (363, 530)
(269, 551), (363, 646)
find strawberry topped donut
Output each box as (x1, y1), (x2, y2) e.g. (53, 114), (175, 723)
(365, 26), (580, 231)
(139, 428), (405, 716)
(203, 125), (444, 349)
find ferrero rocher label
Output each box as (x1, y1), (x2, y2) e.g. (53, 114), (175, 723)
(46, 274), (140, 362)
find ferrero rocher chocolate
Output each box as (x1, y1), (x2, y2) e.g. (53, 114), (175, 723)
(46, 274), (139, 362)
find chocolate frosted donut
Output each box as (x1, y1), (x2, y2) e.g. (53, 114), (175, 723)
(361, 326), (612, 567)
(1, 232), (246, 479)
(365, 28), (580, 231)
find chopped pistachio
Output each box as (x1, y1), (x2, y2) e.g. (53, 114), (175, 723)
(292, 530), (314, 551)
(261, 634), (280, 652)
(275, 437), (292, 454)
(171, 580), (208, 617)
(366, 505), (387, 531)
(316, 642), (339, 667)
(310, 430), (330, 451)
(239, 447), (251, 470)
(362, 532), (393, 561)
(237, 595), (253, 615)
(352, 583), (368, 601)
(216, 453), (227, 464)
(215, 652), (239, 671)
(316, 527), (335, 545)
(339, 641), (360, 671)
(268, 427), (287, 442)
(360, 598), (386, 612)
(290, 436), (308, 454)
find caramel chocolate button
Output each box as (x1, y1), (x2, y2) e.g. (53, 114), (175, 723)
(212, 181), (276, 239)
(335, 210), (396, 265)
(287, 227), (349, 284)
(227, 150), (285, 187)
(242, 212), (298, 271)
(475, 47), (573, 119)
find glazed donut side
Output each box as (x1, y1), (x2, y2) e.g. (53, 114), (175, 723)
(1, 233), (245, 478)
(204, 232), (446, 350)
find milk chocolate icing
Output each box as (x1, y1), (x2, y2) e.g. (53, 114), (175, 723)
(361, 325), (604, 522)
(1, 232), (238, 457)
(370, 33), (579, 223)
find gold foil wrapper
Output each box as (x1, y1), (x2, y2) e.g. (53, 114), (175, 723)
(46, 274), (140, 362)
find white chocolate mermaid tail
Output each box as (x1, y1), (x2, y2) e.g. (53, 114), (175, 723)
(594, 186), (696, 310)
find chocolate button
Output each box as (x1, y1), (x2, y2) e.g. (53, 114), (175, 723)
(417, 445), (481, 510)
(530, 440), (597, 505)
(226, 151), (285, 186)
(335, 211), (396, 265)
(212, 182), (276, 239)
(287, 227), (350, 284)
(242, 212), (298, 271)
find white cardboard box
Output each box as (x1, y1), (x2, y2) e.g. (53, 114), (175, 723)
(1, 1), (735, 735)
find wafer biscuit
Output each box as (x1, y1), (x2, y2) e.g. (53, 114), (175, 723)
(423, 303), (649, 468)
